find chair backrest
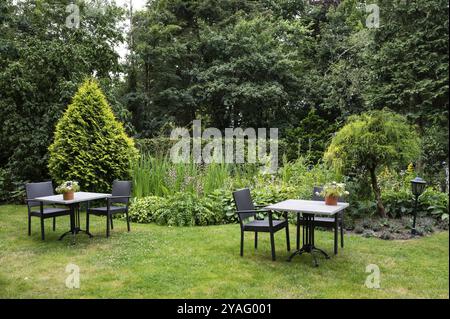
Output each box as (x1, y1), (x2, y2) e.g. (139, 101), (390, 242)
(25, 181), (54, 207)
(111, 180), (132, 204)
(312, 186), (324, 201)
(232, 188), (256, 221)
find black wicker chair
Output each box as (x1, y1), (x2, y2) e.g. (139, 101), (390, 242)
(232, 188), (290, 261)
(296, 186), (344, 254)
(86, 180), (132, 237)
(25, 181), (71, 240)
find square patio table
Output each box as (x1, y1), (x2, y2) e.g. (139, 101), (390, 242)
(33, 192), (111, 241)
(265, 199), (349, 266)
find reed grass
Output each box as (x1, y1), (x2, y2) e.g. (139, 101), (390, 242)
(131, 154), (250, 198)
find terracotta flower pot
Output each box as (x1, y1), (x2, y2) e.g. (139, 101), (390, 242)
(63, 191), (74, 201)
(325, 195), (338, 206)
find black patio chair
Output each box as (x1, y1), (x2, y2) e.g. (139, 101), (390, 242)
(232, 188), (290, 261)
(25, 181), (71, 240)
(296, 186), (344, 254)
(86, 180), (132, 237)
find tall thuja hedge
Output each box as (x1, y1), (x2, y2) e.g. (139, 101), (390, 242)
(48, 79), (138, 192)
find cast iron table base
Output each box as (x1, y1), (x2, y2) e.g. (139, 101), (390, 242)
(287, 213), (330, 267)
(59, 203), (93, 242)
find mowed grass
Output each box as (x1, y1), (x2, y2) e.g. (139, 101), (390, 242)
(0, 205), (448, 299)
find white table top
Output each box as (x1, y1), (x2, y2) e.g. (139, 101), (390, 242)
(33, 192), (111, 205)
(265, 199), (349, 216)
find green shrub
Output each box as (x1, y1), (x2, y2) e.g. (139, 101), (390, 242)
(48, 79), (138, 192)
(419, 188), (449, 221)
(279, 157), (342, 199)
(130, 183), (303, 226)
(382, 189), (414, 218)
(380, 187), (448, 220)
(347, 200), (377, 219)
(0, 168), (26, 203)
(128, 196), (168, 223)
(129, 193), (225, 226)
(156, 193), (224, 226)
(220, 183), (301, 222)
(207, 189), (237, 223)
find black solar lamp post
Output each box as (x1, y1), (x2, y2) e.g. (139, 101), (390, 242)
(411, 177), (426, 235)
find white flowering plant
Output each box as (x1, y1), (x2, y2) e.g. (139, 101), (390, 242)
(55, 181), (80, 194)
(319, 182), (349, 198)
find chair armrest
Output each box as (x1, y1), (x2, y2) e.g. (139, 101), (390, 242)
(25, 199), (40, 202)
(236, 209), (268, 214)
(106, 196), (131, 203)
(25, 199), (44, 212)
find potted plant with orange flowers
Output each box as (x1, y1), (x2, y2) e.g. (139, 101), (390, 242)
(319, 182), (349, 206)
(56, 181), (80, 200)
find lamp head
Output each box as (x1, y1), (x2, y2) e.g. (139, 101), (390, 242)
(411, 177), (426, 197)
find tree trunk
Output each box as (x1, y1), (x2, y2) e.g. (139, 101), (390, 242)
(369, 166), (387, 218)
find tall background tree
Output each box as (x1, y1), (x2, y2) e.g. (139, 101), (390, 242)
(0, 0), (127, 193)
(364, 0), (449, 187)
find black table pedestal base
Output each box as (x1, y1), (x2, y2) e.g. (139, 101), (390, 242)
(58, 204), (93, 243)
(59, 228), (93, 241)
(287, 213), (330, 267)
(288, 244), (330, 267)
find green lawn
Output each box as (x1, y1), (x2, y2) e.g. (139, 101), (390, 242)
(0, 204), (448, 298)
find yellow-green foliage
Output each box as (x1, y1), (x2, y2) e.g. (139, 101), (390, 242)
(324, 109), (421, 174)
(48, 79), (138, 192)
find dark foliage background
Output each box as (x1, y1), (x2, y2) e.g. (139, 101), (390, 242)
(0, 0), (448, 201)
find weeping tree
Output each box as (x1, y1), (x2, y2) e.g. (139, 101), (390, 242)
(324, 109), (420, 217)
(48, 79), (138, 192)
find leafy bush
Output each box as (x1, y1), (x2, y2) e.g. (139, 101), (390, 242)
(0, 168), (8, 202)
(380, 188), (448, 220)
(382, 189), (414, 218)
(279, 156), (342, 198)
(130, 183), (302, 226)
(129, 193), (225, 226)
(347, 200), (378, 219)
(419, 189), (449, 221)
(48, 79), (138, 192)
(0, 168), (25, 203)
(207, 189), (237, 223)
(129, 151), (448, 227)
(128, 196), (168, 223)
